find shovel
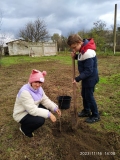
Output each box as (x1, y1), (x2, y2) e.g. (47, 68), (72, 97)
(71, 57), (78, 130)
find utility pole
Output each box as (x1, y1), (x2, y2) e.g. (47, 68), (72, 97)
(113, 4), (117, 55)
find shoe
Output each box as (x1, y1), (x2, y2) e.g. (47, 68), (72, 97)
(19, 127), (25, 135)
(78, 109), (91, 117)
(19, 127), (34, 137)
(85, 116), (100, 123)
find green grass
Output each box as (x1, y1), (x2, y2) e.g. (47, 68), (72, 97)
(99, 77), (108, 84)
(1, 51), (120, 67)
(104, 122), (120, 133)
(107, 73), (120, 85)
(0, 53), (72, 66)
(97, 51), (120, 56)
(98, 73), (120, 85)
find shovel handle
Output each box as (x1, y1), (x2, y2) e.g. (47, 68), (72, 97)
(72, 58), (75, 80)
(72, 58), (77, 117)
(72, 58), (76, 109)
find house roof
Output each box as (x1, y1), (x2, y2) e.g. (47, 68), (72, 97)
(6, 38), (26, 44)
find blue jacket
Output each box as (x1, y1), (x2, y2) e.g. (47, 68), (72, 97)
(75, 39), (99, 88)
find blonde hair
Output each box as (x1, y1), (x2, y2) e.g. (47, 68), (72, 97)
(67, 34), (83, 46)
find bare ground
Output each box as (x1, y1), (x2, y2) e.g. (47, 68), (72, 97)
(0, 56), (120, 160)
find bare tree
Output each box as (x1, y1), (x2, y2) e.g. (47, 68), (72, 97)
(0, 11), (3, 66)
(19, 18), (50, 42)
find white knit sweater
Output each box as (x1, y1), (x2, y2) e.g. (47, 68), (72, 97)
(13, 90), (58, 122)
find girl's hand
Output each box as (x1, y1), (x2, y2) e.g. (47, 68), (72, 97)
(56, 109), (61, 116)
(50, 113), (56, 122)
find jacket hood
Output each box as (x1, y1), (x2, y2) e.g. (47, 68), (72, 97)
(80, 38), (96, 54)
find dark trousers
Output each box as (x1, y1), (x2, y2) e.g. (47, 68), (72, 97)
(19, 104), (46, 137)
(81, 87), (99, 116)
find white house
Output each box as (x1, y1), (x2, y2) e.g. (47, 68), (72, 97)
(6, 39), (57, 56)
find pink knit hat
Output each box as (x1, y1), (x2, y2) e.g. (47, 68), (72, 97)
(29, 69), (47, 83)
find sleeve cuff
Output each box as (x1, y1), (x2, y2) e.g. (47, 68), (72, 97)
(75, 54), (78, 59)
(48, 111), (51, 118)
(54, 106), (58, 112)
(75, 76), (81, 82)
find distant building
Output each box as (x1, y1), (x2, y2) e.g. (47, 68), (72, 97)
(5, 39), (57, 56)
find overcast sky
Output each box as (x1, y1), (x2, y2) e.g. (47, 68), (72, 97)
(0, 0), (120, 41)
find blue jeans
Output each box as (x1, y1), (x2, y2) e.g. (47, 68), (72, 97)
(81, 87), (99, 116)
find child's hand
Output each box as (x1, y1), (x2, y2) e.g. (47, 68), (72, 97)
(50, 113), (56, 122)
(71, 52), (76, 58)
(56, 109), (61, 116)
(72, 79), (77, 84)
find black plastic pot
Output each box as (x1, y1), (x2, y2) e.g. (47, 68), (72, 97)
(57, 96), (71, 109)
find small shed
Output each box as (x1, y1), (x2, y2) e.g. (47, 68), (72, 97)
(6, 39), (57, 56)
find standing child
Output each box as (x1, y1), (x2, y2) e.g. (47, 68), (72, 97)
(67, 34), (100, 123)
(13, 69), (61, 137)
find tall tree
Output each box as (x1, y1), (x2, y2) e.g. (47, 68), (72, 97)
(78, 29), (89, 39)
(19, 18), (50, 42)
(51, 33), (61, 51)
(116, 26), (120, 51)
(60, 35), (68, 51)
(90, 20), (110, 51)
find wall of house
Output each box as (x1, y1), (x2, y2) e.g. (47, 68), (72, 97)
(29, 42), (57, 56)
(8, 41), (29, 55)
(43, 43), (57, 56)
(8, 41), (57, 56)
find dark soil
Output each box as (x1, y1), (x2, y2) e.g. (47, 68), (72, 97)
(0, 56), (120, 160)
